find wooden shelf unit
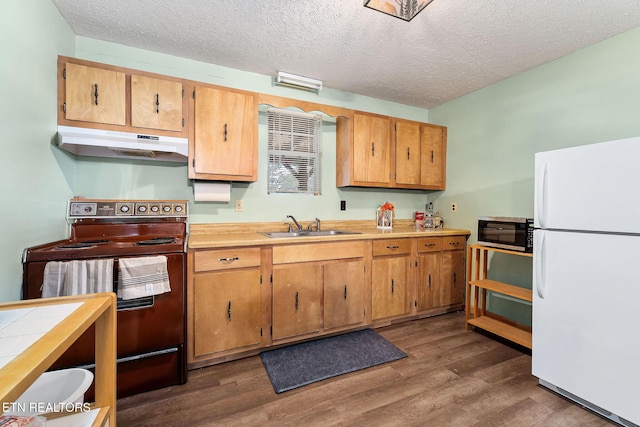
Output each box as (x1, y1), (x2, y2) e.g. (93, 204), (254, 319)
(0, 293), (116, 426)
(465, 244), (533, 349)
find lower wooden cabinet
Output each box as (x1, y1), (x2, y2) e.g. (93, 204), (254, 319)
(193, 269), (261, 357)
(271, 241), (367, 343)
(188, 247), (265, 365)
(371, 239), (412, 321)
(441, 237), (466, 306)
(415, 235), (466, 313)
(272, 264), (322, 340)
(323, 260), (366, 330)
(416, 237), (442, 311)
(187, 233), (467, 368)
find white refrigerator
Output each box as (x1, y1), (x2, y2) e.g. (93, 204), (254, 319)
(533, 137), (640, 426)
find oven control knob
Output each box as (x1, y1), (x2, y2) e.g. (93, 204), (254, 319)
(120, 205), (130, 213)
(151, 205), (159, 213)
(138, 206), (147, 213)
(84, 206), (93, 213)
(163, 205), (172, 213)
(175, 205), (183, 213)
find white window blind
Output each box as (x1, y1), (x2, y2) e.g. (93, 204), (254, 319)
(267, 108), (321, 194)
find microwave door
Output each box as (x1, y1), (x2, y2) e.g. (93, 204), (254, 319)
(486, 223), (517, 244)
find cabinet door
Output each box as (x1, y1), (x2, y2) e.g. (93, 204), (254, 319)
(272, 264), (322, 340)
(131, 75), (183, 132)
(416, 252), (441, 310)
(353, 113), (390, 185)
(324, 260), (366, 330)
(395, 120), (421, 185)
(193, 86), (257, 179)
(193, 269), (261, 357)
(65, 63), (126, 126)
(372, 256), (408, 320)
(441, 250), (465, 306)
(420, 125), (445, 188)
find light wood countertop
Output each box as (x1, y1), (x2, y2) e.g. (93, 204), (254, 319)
(188, 220), (470, 249)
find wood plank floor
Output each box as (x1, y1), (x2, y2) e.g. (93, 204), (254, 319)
(117, 312), (614, 426)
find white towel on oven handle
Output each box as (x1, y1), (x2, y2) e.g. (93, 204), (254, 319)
(118, 255), (171, 300)
(42, 261), (66, 297)
(41, 259), (114, 297)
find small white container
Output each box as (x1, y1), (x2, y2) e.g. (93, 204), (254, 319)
(6, 368), (94, 416)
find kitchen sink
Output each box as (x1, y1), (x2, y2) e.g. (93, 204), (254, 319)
(307, 230), (361, 236)
(260, 230), (361, 238)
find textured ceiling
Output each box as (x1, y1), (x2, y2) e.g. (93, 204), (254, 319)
(51, 0), (640, 109)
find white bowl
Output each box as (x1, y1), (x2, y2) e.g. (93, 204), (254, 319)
(6, 368), (94, 415)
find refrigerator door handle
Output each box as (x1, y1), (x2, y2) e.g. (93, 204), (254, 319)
(534, 230), (547, 299)
(536, 161), (549, 228)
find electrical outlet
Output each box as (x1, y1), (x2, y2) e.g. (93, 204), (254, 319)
(340, 200), (346, 211)
(235, 199), (243, 212)
(450, 202), (457, 213)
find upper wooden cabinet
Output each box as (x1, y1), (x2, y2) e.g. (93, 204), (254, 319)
(394, 119), (447, 190)
(189, 84), (258, 181)
(58, 56), (188, 137)
(352, 112), (392, 186)
(337, 112), (447, 190)
(419, 123), (446, 189)
(131, 75), (184, 132)
(337, 112), (391, 187)
(63, 62), (126, 126)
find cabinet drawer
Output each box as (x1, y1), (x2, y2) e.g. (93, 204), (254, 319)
(372, 239), (411, 256)
(442, 235), (466, 251)
(273, 241), (364, 264)
(417, 237), (442, 253)
(194, 248), (261, 272)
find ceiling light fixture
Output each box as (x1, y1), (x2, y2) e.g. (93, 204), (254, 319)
(364, 0), (434, 22)
(275, 71), (323, 93)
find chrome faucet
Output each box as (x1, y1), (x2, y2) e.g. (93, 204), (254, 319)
(286, 215), (303, 231)
(307, 218), (321, 231)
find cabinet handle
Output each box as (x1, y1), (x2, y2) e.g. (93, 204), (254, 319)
(295, 291), (299, 311)
(424, 243), (436, 247)
(431, 150), (434, 163)
(155, 93), (160, 114)
(227, 301), (232, 321)
(344, 285), (348, 300)
(391, 279), (395, 295)
(386, 245), (400, 250)
(453, 272), (457, 286)
(449, 241), (460, 246)
(217, 257), (239, 263)
(94, 83), (99, 105)
(407, 147), (410, 160)
(371, 142), (375, 156)
(428, 274), (432, 289)
(224, 123), (228, 142)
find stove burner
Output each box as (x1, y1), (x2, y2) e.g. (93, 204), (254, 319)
(134, 237), (177, 246)
(54, 240), (110, 250)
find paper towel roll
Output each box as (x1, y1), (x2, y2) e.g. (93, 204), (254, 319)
(193, 182), (231, 202)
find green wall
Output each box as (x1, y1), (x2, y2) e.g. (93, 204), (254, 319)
(0, 1), (431, 302)
(0, 0), (76, 302)
(1, 0), (639, 320)
(71, 37), (433, 224)
(430, 26), (640, 325)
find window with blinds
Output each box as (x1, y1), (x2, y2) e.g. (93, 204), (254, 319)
(267, 108), (322, 194)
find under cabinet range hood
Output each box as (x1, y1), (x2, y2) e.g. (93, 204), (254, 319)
(57, 126), (189, 163)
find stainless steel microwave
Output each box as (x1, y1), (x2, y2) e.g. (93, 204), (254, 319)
(477, 217), (534, 252)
